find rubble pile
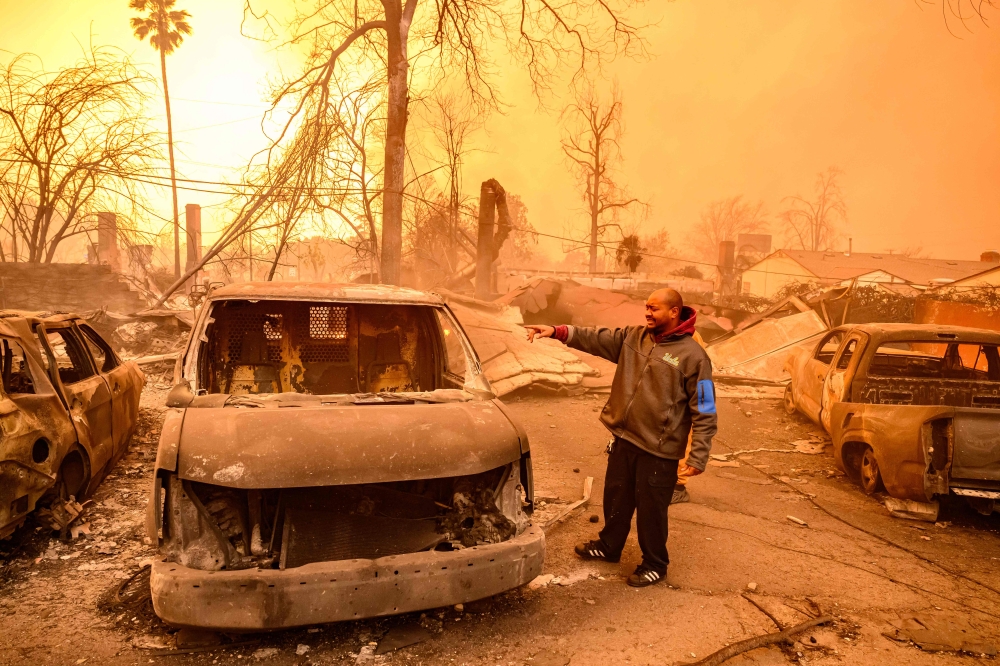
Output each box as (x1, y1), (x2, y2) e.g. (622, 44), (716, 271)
(444, 296), (601, 396)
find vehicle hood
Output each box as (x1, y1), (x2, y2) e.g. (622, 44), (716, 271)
(175, 401), (521, 488)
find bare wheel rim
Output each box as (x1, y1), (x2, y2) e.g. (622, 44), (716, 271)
(860, 447), (880, 494)
(784, 385), (796, 414)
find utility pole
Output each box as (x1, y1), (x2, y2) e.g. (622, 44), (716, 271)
(717, 240), (737, 302)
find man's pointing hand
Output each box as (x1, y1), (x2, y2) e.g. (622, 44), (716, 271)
(525, 325), (555, 342)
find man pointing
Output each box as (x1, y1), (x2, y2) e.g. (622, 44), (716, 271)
(525, 288), (717, 587)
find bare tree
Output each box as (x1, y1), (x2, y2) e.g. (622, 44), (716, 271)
(0, 48), (161, 263)
(687, 195), (767, 262)
(425, 92), (481, 273)
(780, 167), (846, 252)
(242, 0), (647, 286)
(561, 84), (644, 273)
(921, 0), (998, 34)
(130, 0), (192, 279)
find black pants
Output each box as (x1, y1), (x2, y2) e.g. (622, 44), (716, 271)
(598, 437), (679, 574)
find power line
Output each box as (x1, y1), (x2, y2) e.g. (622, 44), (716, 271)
(174, 114), (268, 134)
(172, 97), (273, 109)
(0, 155), (890, 282)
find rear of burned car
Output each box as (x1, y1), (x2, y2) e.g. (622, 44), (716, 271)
(146, 283), (543, 630)
(830, 325), (1000, 507)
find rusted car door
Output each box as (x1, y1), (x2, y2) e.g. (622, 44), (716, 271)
(797, 330), (846, 423)
(36, 323), (115, 490)
(820, 332), (867, 433)
(79, 324), (138, 459)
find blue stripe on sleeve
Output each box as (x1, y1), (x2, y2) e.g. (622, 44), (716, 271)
(697, 379), (716, 414)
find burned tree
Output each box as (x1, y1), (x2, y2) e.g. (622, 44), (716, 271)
(242, 0), (647, 286)
(929, 0), (998, 34)
(780, 167), (847, 252)
(689, 195), (768, 262)
(0, 48), (161, 263)
(426, 93), (482, 274)
(561, 84), (644, 273)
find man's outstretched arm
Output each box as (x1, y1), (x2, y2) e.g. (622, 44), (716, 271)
(525, 325), (628, 363)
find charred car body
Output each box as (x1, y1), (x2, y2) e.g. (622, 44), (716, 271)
(0, 312), (144, 539)
(785, 323), (1000, 511)
(147, 283), (544, 630)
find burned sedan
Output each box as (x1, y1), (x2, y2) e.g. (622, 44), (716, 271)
(0, 312), (145, 539)
(147, 283), (544, 630)
(785, 323), (1000, 511)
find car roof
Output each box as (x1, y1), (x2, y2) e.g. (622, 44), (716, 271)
(207, 281), (445, 306)
(0, 310), (85, 325)
(833, 322), (1000, 344)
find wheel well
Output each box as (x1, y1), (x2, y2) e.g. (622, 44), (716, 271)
(840, 441), (868, 483)
(57, 445), (91, 500)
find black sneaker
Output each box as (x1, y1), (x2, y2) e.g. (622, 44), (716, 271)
(574, 539), (620, 563)
(627, 564), (666, 587)
(671, 486), (690, 504)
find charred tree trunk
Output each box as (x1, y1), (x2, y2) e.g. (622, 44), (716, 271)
(379, 0), (413, 286)
(588, 144), (600, 274)
(475, 180), (497, 300)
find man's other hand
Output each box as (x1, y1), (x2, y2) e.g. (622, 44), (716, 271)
(688, 468), (703, 477)
(525, 325), (555, 342)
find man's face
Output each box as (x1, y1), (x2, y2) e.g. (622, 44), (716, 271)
(645, 297), (681, 332)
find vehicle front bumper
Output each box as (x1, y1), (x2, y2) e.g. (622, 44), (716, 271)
(150, 525), (545, 630)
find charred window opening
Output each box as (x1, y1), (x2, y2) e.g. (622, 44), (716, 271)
(200, 300), (446, 395)
(0, 337), (35, 395)
(161, 464), (528, 572)
(861, 341), (1000, 408)
(38, 328), (96, 386)
(814, 331), (844, 365)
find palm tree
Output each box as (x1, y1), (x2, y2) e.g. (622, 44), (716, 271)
(616, 234), (644, 276)
(129, 0), (191, 279)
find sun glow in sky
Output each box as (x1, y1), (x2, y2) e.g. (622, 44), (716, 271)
(1, 0), (998, 263)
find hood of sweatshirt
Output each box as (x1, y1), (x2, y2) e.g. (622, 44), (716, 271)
(655, 305), (697, 342)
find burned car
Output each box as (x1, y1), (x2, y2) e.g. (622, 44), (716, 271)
(0, 312), (145, 539)
(785, 323), (1000, 510)
(147, 283), (544, 630)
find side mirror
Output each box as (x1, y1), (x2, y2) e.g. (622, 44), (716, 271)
(165, 380), (195, 408)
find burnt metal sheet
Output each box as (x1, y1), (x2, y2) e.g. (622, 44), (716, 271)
(150, 526), (545, 630)
(176, 401), (521, 488)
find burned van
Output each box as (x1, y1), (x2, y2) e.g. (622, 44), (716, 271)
(146, 283), (543, 630)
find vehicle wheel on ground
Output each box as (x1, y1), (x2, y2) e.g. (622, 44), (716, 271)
(783, 384), (797, 415)
(859, 446), (882, 495)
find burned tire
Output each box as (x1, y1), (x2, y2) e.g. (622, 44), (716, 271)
(859, 446), (882, 495)
(783, 384), (797, 415)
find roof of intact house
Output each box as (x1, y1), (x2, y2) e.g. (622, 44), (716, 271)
(753, 250), (997, 285)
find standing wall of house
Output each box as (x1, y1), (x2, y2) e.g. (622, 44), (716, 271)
(946, 267), (1000, 290)
(740, 254), (816, 298)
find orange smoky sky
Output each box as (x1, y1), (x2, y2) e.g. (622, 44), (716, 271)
(1, 0), (998, 262)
